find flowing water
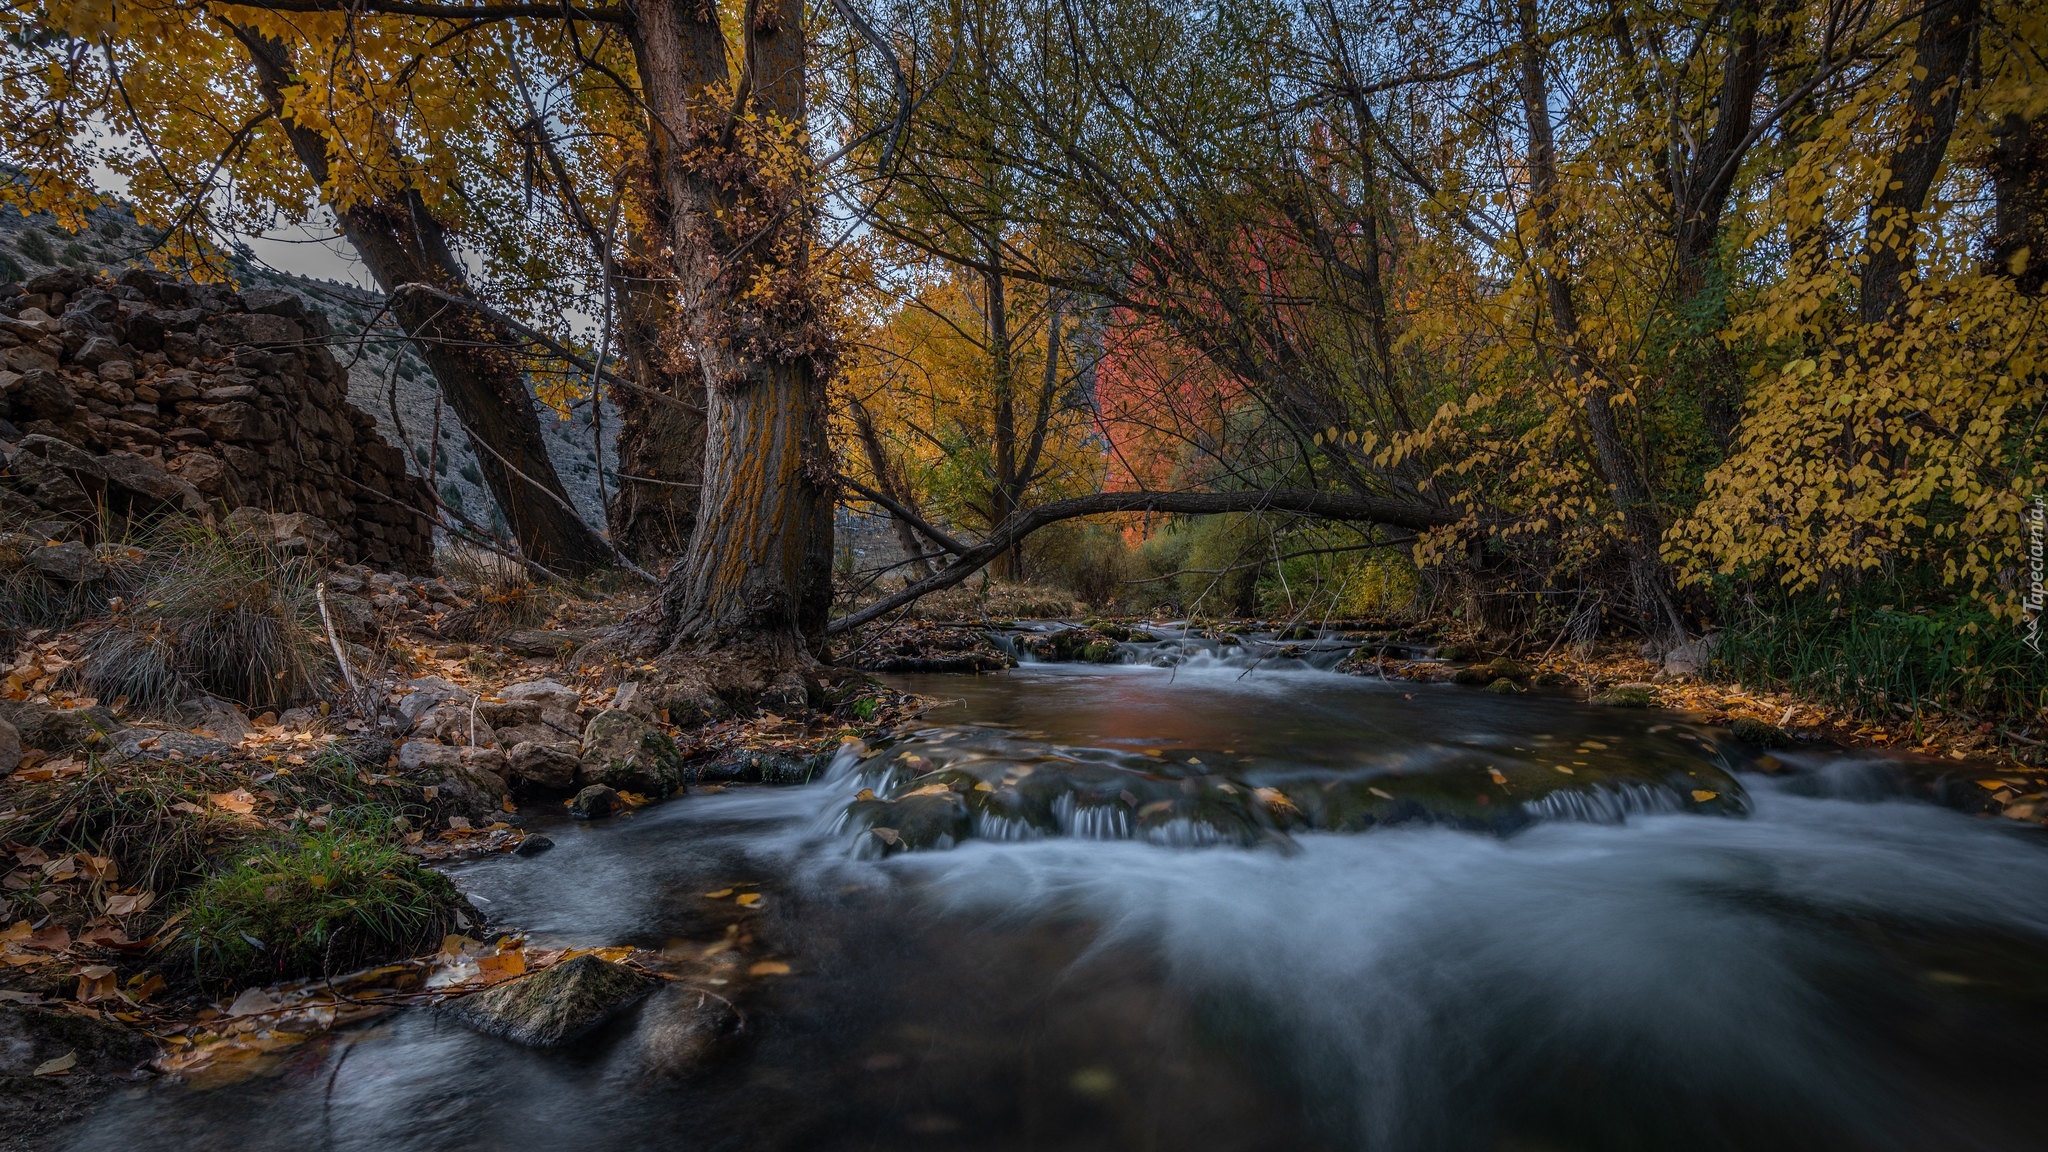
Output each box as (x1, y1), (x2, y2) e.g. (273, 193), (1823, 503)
(67, 647), (2048, 1151)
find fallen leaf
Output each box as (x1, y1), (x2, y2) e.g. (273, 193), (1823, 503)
(476, 950), (526, 984)
(871, 827), (901, 845)
(75, 964), (117, 1002)
(33, 1052), (76, 1076)
(702, 889), (734, 899)
(1691, 790), (1719, 803)
(208, 790), (258, 815)
(748, 960), (791, 976)
(734, 893), (762, 907)
(1554, 765), (1575, 775)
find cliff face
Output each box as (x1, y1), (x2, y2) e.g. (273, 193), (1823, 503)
(0, 267), (432, 569)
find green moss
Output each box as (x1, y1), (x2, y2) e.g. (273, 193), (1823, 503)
(1451, 667), (1491, 686)
(1731, 717), (1791, 747)
(178, 829), (465, 987)
(1594, 686), (1657, 708)
(1483, 677), (1523, 694)
(1482, 658), (1530, 681)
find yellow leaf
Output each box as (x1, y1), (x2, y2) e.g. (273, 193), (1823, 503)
(1690, 790), (1719, 802)
(734, 893), (762, 907)
(748, 960), (791, 976)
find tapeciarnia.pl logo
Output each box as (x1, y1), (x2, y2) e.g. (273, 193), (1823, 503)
(2028, 495), (2045, 656)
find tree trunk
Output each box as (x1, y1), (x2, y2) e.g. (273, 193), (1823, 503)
(1860, 0), (1980, 324)
(626, 0), (835, 684)
(850, 395), (936, 582)
(1516, 0), (1686, 643)
(607, 209), (706, 564)
(983, 259), (1021, 580)
(233, 29), (613, 576)
(1988, 108), (2048, 295)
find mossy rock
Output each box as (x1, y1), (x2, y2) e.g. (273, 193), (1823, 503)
(1275, 624), (1317, 641)
(1594, 686), (1657, 708)
(1451, 667), (1492, 686)
(1438, 643), (1475, 661)
(1731, 717), (1791, 747)
(1483, 678), (1524, 694)
(1482, 658), (1530, 681)
(441, 954), (654, 1048)
(1533, 671), (1574, 687)
(579, 709), (685, 796)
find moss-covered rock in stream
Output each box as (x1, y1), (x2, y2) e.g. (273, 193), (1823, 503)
(1484, 678), (1524, 694)
(1594, 686), (1658, 707)
(441, 954), (654, 1048)
(1732, 717), (1792, 747)
(1020, 628), (1125, 664)
(579, 709), (685, 796)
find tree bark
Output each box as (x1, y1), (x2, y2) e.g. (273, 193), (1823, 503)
(1859, 0), (1980, 324)
(626, 0), (835, 666)
(232, 29), (613, 575)
(607, 210), (706, 563)
(1988, 109), (2048, 295)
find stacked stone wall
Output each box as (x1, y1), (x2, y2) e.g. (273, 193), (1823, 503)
(0, 268), (432, 568)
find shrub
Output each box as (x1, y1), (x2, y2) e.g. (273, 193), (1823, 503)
(459, 462), (484, 485)
(1712, 579), (2048, 722)
(76, 524), (335, 713)
(58, 242), (89, 266)
(1023, 521), (1131, 607)
(13, 229), (54, 264)
(436, 544), (555, 640)
(177, 828), (465, 987)
(4, 754), (246, 892)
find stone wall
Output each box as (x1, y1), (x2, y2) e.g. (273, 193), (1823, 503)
(0, 268), (432, 569)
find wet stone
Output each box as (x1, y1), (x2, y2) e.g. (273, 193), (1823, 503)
(440, 955), (653, 1048)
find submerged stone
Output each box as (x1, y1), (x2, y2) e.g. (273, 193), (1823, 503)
(633, 984), (743, 1079)
(441, 955), (653, 1048)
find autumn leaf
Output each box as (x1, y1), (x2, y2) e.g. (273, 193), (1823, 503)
(33, 1052), (76, 1076)
(748, 960), (791, 976)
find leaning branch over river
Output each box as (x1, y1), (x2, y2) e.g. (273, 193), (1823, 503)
(828, 488), (1457, 633)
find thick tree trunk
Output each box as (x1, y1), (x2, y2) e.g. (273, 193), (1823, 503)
(1860, 0), (1980, 324)
(625, 0), (835, 683)
(233, 30), (612, 575)
(607, 212), (705, 564)
(1989, 109), (2048, 294)
(1517, 0), (1686, 643)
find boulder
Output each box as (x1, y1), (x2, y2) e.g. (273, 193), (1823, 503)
(9, 370), (76, 421)
(97, 451), (203, 513)
(179, 697), (252, 743)
(1662, 634), (1721, 679)
(497, 679), (583, 715)
(570, 783), (621, 820)
(0, 702), (117, 751)
(26, 541), (103, 583)
(512, 833), (554, 857)
(397, 741), (510, 823)
(439, 954), (653, 1048)
(413, 700), (492, 748)
(506, 741), (580, 795)
(109, 727), (235, 762)
(578, 710), (684, 797)
(397, 676), (468, 724)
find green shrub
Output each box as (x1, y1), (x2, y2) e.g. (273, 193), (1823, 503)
(1024, 521), (1131, 607)
(1712, 580), (2047, 722)
(58, 241), (88, 266)
(178, 829), (465, 987)
(13, 229), (54, 264)
(459, 462), (484, 485)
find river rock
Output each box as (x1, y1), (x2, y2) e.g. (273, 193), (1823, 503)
(498, 679), (583, 716)
(397, 676), (468, 724)
(0, 702), (117, 751)
(441, 954), (653, 1048)
(696, 750), (826, 786)
(109, 727), (235, 762)
(398, 740), (509, 822)
(507, 741), (581, 795)
(179, 697), (251, 743)
(1662, 634), (1720, 679)
(633, 984), (742, 1079)
(578, 710), (684, 796)
(25, 540), (102, 583)
(413, 700), (493, 748)
(570, 784), (621, 819)
(512, 833), (554, 857)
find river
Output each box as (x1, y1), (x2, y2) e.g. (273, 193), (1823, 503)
(65, 650), (2048, 1151)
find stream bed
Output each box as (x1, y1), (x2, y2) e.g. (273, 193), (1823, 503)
(67, 657), (2048, 1151)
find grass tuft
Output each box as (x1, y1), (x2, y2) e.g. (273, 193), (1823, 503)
(177, 829), (466, 988)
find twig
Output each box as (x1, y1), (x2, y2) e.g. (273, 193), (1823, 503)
(314, 582), (364, 701)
